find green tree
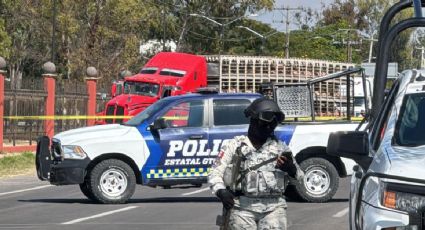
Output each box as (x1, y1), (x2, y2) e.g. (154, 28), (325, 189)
(0, 18), (11, 58)
(316, 0), (416, 68)
(0, 0), (276, 90)
(289, 21), (356, 62)
(169, 0), (274, 54)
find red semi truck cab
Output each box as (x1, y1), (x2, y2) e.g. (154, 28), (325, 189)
(99, 52), (208, 124)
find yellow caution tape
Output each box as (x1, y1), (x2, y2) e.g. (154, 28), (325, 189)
(285, 116), (364, 121)
(163, 116), (188, 120)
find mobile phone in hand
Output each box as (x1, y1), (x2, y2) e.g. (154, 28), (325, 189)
(280, 151), (293, 159)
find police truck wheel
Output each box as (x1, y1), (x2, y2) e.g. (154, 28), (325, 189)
(294, 158), (339, 203)
(89, 159), (136, 204)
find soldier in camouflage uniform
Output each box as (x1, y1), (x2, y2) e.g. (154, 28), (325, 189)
(209, 98), (304, 230)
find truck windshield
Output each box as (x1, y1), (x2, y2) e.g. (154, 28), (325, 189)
(140, 67), (158, 74)
(159, 68), (186, 77)
(394, 93), (425, 146)
(125, 98), (173, 126)
(124, 81), (159, 97)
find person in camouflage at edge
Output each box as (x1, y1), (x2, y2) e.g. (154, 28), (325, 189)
(209, 98), (304, 230)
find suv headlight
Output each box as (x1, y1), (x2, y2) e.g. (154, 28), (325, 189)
(382, 182), (425, 212)
(62, 145), (87, 160)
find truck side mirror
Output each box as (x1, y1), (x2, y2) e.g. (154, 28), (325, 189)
(149, 118), (167, 138)
(171, 89), (184, 96)
(111, 83), (117, 98)
(327, 131), (372, 169)
(111, 81), (124, 98)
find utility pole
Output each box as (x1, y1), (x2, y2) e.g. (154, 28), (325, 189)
(273, 6), (302, 58)
(51, 0), (57, 63)
(415, 46), (425, 68)
(365, 30), (378, 63)
(338, 28), (359, 63)
(162, 8), (166, 51)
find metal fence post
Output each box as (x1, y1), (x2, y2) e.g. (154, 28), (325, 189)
(0, 57), (6, 152)
(85, 67), (98, 126)
(42, 62), (57, 140)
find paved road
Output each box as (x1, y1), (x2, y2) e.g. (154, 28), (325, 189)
(0, 172), (350, 230)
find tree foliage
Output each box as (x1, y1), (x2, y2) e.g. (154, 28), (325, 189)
(0, 0), (274, 90)
(0, 0), (422, 90)
(0, 18), (11, 58)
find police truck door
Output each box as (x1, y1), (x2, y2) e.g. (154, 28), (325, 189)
(148, 99), (210, 181)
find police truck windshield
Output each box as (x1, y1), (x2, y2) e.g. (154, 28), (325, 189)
(394, 93), (425, 147)
(124, 81), (160, 97)
(125, 98), (173, 126)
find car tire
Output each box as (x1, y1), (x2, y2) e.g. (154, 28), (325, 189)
(283, 185), (302, 201)
(79, 181), (95, 201)
(294, 157), (339, 203)
(88, 159), (136, 204)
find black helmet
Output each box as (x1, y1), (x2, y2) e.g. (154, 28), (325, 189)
(244, 97), (285, 123)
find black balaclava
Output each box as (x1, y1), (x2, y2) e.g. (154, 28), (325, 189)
(248, 117), (278, 144)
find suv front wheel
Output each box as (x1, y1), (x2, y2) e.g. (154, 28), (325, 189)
(88, 159), (136, 204)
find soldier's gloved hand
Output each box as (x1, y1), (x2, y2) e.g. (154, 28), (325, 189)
(276, 154), (297, 178)
(216, 189), (235, 210)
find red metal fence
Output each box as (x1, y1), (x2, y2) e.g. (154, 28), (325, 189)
(0, 70), (107, 153)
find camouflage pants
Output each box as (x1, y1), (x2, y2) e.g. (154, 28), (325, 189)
(228, 206), (287, 230)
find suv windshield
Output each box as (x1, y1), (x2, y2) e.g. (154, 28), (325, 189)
(394, 93), (425, 146)
(125, 98), (173, 126)
(124, 81), (159, 97)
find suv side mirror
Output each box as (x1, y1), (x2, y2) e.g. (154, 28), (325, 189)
(327, 131), (372, 169)
(149, 118), (167, 138)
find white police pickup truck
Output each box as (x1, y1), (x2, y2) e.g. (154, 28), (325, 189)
(36, 90), (359, 204)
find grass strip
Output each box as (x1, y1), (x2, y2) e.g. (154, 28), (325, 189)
(0, 152), (35, 178)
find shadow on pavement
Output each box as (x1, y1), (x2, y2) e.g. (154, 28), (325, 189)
(285, 197), (349, 203)
(18, 196), (219, 204)
(18, 196), (347, 204)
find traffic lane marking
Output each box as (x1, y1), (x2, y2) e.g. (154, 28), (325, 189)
(0, 224), (54, 229)
(0, 185), (52, 197)
(61, 206), (138, 225)
(181, 187), (210, 196)
(333, 207), (349, 218)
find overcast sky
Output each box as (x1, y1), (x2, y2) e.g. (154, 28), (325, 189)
(254, 0), (335, 31)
